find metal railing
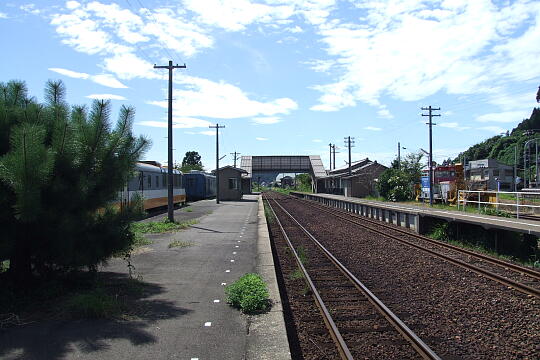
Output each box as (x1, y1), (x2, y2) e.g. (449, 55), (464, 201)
(457, 190), (540, 219)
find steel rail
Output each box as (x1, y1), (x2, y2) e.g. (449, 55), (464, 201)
(265, 196), (354, 360)
(292, 196), (540, 299)
(299, 197), (540, 281)
(267, 194), (441, 360)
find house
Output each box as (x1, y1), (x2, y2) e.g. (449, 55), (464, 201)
(316, 158), (387, 197)
(468, 159), (514, 190)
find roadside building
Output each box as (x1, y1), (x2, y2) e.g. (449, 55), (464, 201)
(213, 166), (248, 201)
(468, 159), (514, 190)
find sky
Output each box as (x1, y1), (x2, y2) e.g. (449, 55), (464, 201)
(1, 0), (540, 171)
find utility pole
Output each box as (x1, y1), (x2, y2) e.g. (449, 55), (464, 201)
(422, 106), (440, 207)
(514, 145), (518, 192)
(344, 136), (355, 176)
(154, 60), (186, 222)
(332, 144), (337, 170)
(210, 124), (225, 203)
(230, 151), (241, 168)
(328, 143), (333, 171)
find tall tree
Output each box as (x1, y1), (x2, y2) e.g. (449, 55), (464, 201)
(0, 80), (150, 285)
(179, 151), (203, 173)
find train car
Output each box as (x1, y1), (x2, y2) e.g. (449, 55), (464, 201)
(184, 171), (216, 201)
(117, 162), (186, 210)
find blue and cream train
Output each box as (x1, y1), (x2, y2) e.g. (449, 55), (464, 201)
(184, 171), (217, 201)
(117, 161), (186, 210)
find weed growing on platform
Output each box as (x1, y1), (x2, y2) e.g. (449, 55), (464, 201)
(168, 241), (193, 249)
(132, 219), (198, 234)
(183, 207), (193, 212)
(263, 202), (275, 224)
(225, 273), (269, 314)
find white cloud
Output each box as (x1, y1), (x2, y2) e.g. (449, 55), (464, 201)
(310, 1), (540, 114)
(49, 67), (89, 79)
(256, 137), (268, 141)
(48, 68), (128, 88)
(138, 117), (212, 129)
(181, 0), (295, 31)
(50, 1), (213, 62)
(364, 126), (382, 131)
(0, 12), (8, 19)
(478, 126), (507, 134)
(287, 25), (303, 33)
(438, 122), (470, 131)
(91, 74), (128, 88)
(252, 116), (281, 124)
(149, 75), (298, 119)
(86, 94), (126, 100)
(199, 130), (215, 136)
(377, 108), (393, 119)
(475, 111), (529, 123)
(20, 4), (40, 15)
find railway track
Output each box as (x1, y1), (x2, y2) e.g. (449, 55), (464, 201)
(291, 194), (540, 299)
(264, 192), (441, 360)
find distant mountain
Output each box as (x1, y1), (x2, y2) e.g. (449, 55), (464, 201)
(454, 108), (540, 170)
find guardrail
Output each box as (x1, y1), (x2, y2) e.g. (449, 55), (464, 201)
(457, 190), (540, 219)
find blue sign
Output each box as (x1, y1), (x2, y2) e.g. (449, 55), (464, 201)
(421, 176), (430, 189)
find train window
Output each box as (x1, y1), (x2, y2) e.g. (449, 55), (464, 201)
(147, 174), (151, 188)
(163, 174), (167, 187)
(155, 176), (159, 188)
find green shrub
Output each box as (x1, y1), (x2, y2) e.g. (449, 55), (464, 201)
(430, 222), (449, 241)
(225, 273), (269, 314)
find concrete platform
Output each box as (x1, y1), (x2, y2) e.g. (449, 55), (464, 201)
(292, 192), (540, 237)
(0, 195), (290, 360)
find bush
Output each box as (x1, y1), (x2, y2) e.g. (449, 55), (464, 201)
(225, 273), (269, 314)
(377, 168), (412, 201)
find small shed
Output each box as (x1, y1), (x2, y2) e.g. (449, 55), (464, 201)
(213, 166), (248, 201)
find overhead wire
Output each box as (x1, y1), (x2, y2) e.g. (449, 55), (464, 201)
(135, 0), (185, 64)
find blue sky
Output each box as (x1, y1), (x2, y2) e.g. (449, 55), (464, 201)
(1, 0), (539, 171)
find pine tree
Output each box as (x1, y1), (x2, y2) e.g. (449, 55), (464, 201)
(0, 80), (150, 285)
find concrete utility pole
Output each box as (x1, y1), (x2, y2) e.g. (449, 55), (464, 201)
(210, 124), (225, 204)
(154, 60), (186, 222)
(332, 144), (337, 170)
(514, 145), (518, 192)
(422, 106), (440, 207)
(328, 143), (333, 170)
(344, 136), (355, 176)
(230, 151), (241, 168)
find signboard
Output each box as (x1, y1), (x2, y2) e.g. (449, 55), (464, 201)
(421, 176), (430, 190)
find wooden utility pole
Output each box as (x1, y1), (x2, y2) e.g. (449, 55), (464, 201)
(230, 151), (241, 168)
(210, 124), (225, 204)
(422, 106), (440, 207)
(154, 60), (186, 222)
(398, 142), (401, 170)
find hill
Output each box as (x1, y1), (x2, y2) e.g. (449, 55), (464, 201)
(455, 108), (540, 170)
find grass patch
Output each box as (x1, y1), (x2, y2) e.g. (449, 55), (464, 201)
(168, 240), (193, 249)
(66, 288), (123, 319)
(263, 202), (275, 224)
(0, 260), (9, 273)
(296, 246), (308, 265)
(225, 273), (270, 314)
(289, 268), (304, 280)
(183, 207), (193, 212)
(132, 218), (198, 234)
